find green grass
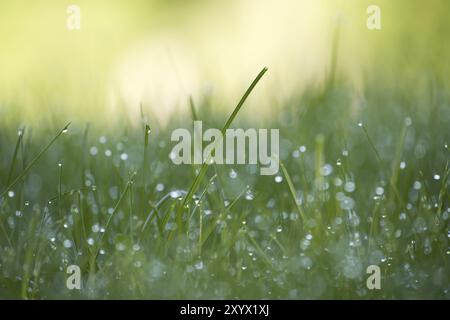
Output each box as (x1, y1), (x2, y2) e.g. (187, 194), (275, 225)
(0, 67), (449, 299)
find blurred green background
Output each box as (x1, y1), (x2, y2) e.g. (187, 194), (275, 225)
(1, 0), (449, 128)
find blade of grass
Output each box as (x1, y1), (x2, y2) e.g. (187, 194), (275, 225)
(189, 95), (198, 121)
(6, 127), (25, 186)
(360, 123), (404, 206)
(175, 67), (268, 222)
(280, 160), (307, 222)
(1, 122), (71, 198)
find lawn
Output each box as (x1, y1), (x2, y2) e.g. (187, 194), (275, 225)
(0, 0), (449, 300)
(0, 65), (449, 299)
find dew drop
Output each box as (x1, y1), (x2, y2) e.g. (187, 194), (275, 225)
(344, 181), (356, 193)
(92, 224), (100, 233)
(89, 146), (98, 156)
(63, 239), (73, 248)
(116, 243), (126, 251)
(413, 181), (422, 190)
(194, 261), (204, 270)
(320, 164), (333, 176)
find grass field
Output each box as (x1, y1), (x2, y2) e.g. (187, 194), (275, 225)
(0, 0), (449, 300)
(0, 65), (449, 299)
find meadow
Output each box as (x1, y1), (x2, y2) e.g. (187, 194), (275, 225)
(0, 64), (449, 298)
(0, 0), (449, 300)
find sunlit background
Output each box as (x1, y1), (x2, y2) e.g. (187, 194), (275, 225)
(1, 0), (449, 128)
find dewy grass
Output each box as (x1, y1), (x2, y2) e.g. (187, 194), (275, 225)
(173, 67), (268, 233)
(1, 122), (71, 199)
(0, 69), (449, 299)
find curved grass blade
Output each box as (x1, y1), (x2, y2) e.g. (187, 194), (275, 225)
(280, 160), (307, 222)
(175, 67), (268, 222)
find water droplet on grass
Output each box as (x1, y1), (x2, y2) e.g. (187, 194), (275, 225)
(63, 240), (73, 248)
(195, 261), (204, 270)
(375, 187), (384, 196)
(344, 181), (356, 193)
(89, 146), (98, 156)
(341, 255), (363, 279)
(340, 197), (355, 210)
(116, 243), (126, 251)
(169, 190), (183, 198)
(413, 181), (422, 190)
(320, 164), (333, 176)
(245, 189), (254, 201)
(92, 224), (100, 233)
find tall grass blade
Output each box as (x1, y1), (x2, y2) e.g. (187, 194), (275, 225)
(1, 122), (71, 198)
